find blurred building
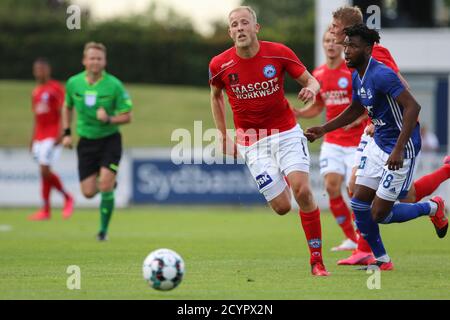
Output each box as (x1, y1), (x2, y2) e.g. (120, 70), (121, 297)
(316, 0), (450, 153)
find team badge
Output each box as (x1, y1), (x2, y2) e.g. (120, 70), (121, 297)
(84, 91), (97, 107)
(263, 64), (277, 79)
(338, 77), (349, 89)
(228, 73), (239, 85)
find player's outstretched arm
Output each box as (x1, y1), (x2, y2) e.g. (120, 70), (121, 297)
(305, 101), (365, 142)
(386, 90), (421, 171)
(210, 85), (236, 157)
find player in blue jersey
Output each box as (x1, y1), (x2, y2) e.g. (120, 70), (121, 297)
(305, 24), (448, 271)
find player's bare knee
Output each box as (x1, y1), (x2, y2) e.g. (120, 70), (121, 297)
(294, 186), (314, 207)
(82, 189), (97, 198)
(40, 166), (51, 179)
(371, 209), (387, 224)
(273, 203), (291, 215)
(325, 183), (341, 198)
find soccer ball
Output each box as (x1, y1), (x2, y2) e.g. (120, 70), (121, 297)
(142, 248), (185, 291)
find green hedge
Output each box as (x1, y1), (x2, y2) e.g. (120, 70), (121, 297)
(0, 13), (314, 90)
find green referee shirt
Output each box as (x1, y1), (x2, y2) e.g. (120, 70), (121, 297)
(65, 71), (133, 139)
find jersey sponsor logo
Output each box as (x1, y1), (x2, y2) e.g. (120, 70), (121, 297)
(320, 159), (328, 169)
(321, 90), (350, 106)
(231, 78), (280, 100)
(371, 118), (387, 127)
(263, 64), (277, 79)
(255, 172), (273, 190)
(338, 77), (349, 89)
(84, 91), (97, 107)
(308, 238), (322, 249)
(228, 73), (239, 85)
(389, 187), (396, 194)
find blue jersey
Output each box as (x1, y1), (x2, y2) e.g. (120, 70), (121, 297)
(352, 57), (421, 158)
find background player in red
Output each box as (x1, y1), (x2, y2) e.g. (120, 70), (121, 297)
(295, 29), (367, 252)
(29, 58), (74, 221)
(209, 6), (329, 276)
(329, 5), (450, 265)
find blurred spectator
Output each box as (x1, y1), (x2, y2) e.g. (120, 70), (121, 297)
(420, 125), (439, 153)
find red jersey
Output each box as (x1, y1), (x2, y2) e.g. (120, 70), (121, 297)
(372, 43), (400, 73)
(209, 41), (306, 145)
(313, 60), (364, 147)
(32, 80), (64, 141)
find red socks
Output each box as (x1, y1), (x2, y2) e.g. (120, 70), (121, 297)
(329, 196), (358, 243)
(41, 172), (68, 212)
(41, 176), (51, 212)
(299, 208), (323, 265)
(49, 172), (68, 198)
(414, 165), (450, 202)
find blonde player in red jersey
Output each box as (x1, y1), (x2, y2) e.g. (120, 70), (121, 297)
(295, 30), (367, 252)
(209, 6), (329, 276)
(329, 6), (450, 265)
(29, 58), (74, 221)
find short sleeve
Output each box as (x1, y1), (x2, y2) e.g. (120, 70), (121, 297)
(115, 81), (133, 114)
(375, 67), (405, 99)
(279, 45), (307, 79)
(64, 80), (73, 108)
(208, 59), (225, 89)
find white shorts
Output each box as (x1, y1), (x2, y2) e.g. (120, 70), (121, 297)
(354, 133), (372, 168)
(237, 124), (310, 202)
(32, 138), (61, 166)
(355, 138), (418, 202)
(319, 142), (357, 185)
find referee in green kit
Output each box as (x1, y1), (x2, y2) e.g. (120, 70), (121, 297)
(62, 42), (133, 241)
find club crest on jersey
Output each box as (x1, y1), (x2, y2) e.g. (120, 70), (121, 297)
(359, 87), (373, 99)
(228, 73), (239, 85)
(84, 91), (97, 107)
(255, 172), (273, 190)
(263, 64), (277, 79)
(338, 77), (349, 89)
(41, 92), (50, 102)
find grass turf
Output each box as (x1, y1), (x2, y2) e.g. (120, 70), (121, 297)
(0, 206), (449, 300)
(0, 80), (323, 151)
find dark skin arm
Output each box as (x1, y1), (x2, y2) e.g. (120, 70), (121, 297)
(304, 100), (365, 142)
(385, 90), (421, 171)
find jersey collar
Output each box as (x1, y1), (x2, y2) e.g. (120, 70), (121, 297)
(358, 56), (373, 85)
(84, 70), (106, 87)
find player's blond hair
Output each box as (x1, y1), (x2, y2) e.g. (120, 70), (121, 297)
(83, 42), (107, 56)
(228, 6), (258, 24)
(332, 6), (363, 27)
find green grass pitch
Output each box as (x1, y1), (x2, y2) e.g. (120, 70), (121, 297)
(0, 80), (322, 151)
(1, 206), (449, 300)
